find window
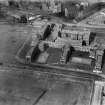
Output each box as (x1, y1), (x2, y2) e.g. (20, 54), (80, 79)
(71, 34), (78, 40)
(97, 55), (102, 63)
(66, 33), (68, 37)
(82, 40), (86, 46)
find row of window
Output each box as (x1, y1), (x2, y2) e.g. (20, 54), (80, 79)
(61, 33), (88, 41)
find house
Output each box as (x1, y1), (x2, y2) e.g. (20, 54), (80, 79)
(61, 26), (90, 47)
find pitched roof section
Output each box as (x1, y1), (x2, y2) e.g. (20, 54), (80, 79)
(78, 8), (105, 27)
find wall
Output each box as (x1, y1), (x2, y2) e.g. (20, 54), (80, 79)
(0, 0), (105, 4)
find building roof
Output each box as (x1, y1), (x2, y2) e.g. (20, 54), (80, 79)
(62, 27), (90, 35)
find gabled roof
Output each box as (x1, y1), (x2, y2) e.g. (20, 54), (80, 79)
(78, 8), (105, 27)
